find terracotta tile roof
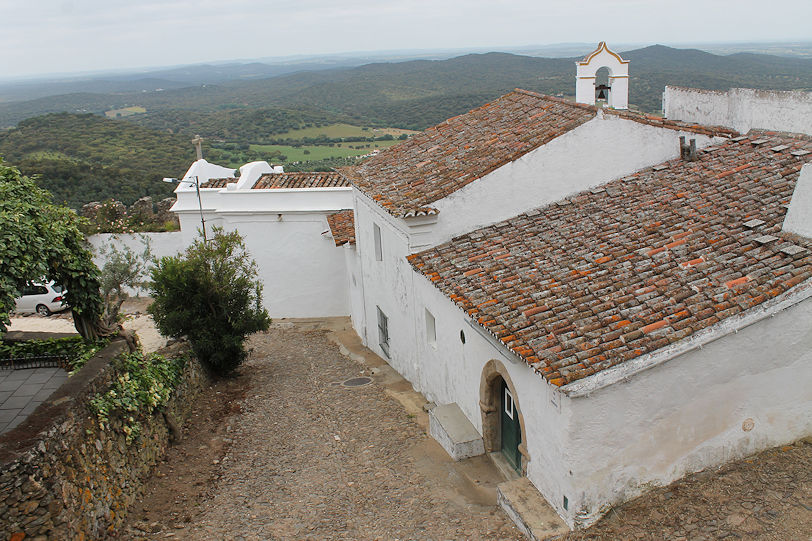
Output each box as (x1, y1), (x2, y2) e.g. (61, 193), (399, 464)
(326, 210), (355, 246)
(200, 177), (237, 188)
(252, 171), (348, 189)
(342, 89), (738, 219)
(342, 90), (597, 218)
(407, 133), (812, 387)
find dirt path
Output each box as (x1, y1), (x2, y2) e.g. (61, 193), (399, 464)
(118, 326), (522, 540)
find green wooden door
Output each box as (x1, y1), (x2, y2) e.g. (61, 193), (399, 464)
(500, 380), (522, 473)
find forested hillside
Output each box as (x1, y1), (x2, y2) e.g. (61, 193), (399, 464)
(0, 113), (195, 207)
(0, 45), (809, 208)
(1, 46), (810, 129)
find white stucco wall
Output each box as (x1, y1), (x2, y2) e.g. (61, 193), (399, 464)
(88, 232), (187, 295)
(219, 211), (349, 318)
(353, 189), (578, 527)
(170, 162), (354, 318)
(428, 114), (720, 246)
(562, 296), (812, 528)
(663, 86), (812, 135)
(409, 269), (574, 522)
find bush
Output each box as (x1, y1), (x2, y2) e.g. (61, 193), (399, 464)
(148, 229), (270, 376)
(89, 350), (187, 442)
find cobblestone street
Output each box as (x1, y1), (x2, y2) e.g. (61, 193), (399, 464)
(121, 324), (522, 540)
(120, 322), (812, 541)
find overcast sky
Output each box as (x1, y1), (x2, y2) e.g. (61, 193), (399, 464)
(1, 0), (810, 79)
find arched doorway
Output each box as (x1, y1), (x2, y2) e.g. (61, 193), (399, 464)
(479, 360), (529, 475)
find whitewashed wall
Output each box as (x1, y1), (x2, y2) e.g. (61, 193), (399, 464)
(88, 232), (187, 295)
(352, 191), (577, 526)
(663, 86), (812, 135)
(409, 268), (573, 524)
(428, 114), (720, 246)
(563, 296), (812, 528)
(219, 212), (349, 318)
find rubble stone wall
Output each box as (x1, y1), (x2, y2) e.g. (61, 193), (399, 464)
(0, 339), (208, 539)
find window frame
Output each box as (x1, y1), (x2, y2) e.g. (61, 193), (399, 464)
(425, 308), (437, 348)
(373, 223), (383, 262)
(377, 306), (390, 356)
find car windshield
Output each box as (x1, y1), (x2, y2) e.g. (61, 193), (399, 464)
(51, 284), (64, 293)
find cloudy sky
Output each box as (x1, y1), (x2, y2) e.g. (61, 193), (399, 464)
(1, 0), (809, 79)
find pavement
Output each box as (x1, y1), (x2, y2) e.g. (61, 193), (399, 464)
(0, 366), (67, 434)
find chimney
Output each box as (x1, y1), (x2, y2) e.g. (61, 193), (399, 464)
(680, 136), (697, 161)
(782, 163), (812, 238)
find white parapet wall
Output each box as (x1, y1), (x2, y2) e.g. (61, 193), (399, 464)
(89, 232), (187, 295)
(663, 86), (812, 135)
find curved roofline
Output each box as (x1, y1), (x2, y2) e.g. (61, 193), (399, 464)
(577, 41), (629, 66)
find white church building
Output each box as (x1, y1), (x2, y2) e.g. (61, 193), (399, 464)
(170, 43), (812, 530)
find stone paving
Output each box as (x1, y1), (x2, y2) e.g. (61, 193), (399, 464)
(0, 367), (67, 434)
(122, 326), (522, 540)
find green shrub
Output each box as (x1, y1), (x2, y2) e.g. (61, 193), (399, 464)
(0, 336), (108, 372)
(148, 229), (270, 376)
(89, 351), (187, 442)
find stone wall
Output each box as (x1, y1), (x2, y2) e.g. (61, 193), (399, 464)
(0, 338), (209, 539)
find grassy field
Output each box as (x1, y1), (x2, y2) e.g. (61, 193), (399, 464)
(277, 123), (417, 140)
(250, 138), (402, 163)
(105, 106), (147, 118)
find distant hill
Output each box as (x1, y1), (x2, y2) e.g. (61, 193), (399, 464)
(0, 45), (810, 130)
(0, 113), (195, 208)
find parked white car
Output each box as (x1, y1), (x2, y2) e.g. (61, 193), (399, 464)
(14, 281), (69, 316)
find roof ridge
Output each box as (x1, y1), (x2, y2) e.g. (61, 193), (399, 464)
(512, 88), (599, 112)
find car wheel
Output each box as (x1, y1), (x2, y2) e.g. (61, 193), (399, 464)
(36, 304), (52, 316)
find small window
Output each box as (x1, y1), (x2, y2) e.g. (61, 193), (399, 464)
(373, 223), (383, 261)
(377, 306), (389, 356)
(425, 309), (436, 347)
(504, 387), (514, 419)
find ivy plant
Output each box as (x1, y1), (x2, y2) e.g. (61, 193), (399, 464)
(89, 351), (187, 443)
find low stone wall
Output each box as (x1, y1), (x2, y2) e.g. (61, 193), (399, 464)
(0, 338), (209, 539)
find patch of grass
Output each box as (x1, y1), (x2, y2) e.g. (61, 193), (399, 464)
(278, 123), (416, 139)
(249, 140), (400, 163)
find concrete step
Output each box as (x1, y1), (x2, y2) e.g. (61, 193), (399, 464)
(497, 477), (569, 540)
(429, 403), (485, 461)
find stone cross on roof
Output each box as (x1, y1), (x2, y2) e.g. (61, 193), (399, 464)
(192, 135), (203, 160)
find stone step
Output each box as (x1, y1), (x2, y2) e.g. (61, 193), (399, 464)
(428, 403), (484, 461)
(497, 477), (569, 540)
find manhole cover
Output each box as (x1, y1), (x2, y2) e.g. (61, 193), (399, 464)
(342, 377), (372, 387)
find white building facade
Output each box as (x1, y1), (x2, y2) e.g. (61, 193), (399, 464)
(164, 43), (812, 531)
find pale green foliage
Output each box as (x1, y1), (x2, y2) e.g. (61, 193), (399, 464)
(98, 235), (153, 327)
(89, 351), (186, 443)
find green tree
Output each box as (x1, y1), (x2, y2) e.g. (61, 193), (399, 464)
(98, 235), (153, 328)
(0, 161), (108, 338)
(148, 229), (270, 376)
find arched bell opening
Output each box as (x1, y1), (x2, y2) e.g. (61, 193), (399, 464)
(595, 66), (611, 106)
(479, 359), (530, 475)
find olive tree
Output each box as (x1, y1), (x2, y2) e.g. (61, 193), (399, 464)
(0, 161), (109, 338)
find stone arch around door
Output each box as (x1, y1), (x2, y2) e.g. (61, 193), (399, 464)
(479, 359), (530, 474)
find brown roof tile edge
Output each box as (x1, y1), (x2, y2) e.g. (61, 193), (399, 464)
(560, 277), (812, 397)
(604, 108), (739, 138)
(326, 210), (356, 246)
(512, 88), (598, 112)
